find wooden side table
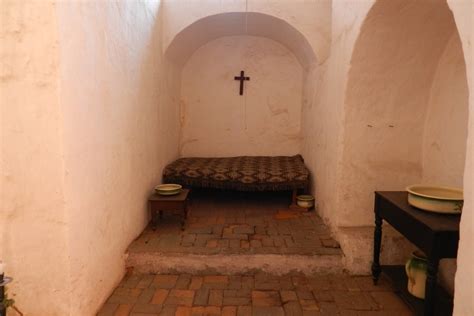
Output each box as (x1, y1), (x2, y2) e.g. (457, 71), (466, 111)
(372, 191), (460, 316)
(148, 189), (190, 230)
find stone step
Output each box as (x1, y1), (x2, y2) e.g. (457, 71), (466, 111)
(125, 252), (344, 275)
(127, 194), (345, 275)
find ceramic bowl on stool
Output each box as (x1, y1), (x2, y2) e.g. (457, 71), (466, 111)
(155, 184), (182, 196)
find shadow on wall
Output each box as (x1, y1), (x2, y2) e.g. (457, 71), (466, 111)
(339, 0), (469, 227)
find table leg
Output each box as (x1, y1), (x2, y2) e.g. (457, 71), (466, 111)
(424, 256), (440, 316)
(372, 210), (383, 285)
(181, 202), (188, 231)
(151, 205), (158, 231)
(291, 189), (297, 205)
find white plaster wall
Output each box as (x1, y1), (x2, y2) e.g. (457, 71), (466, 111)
(180, 36), (303, 157)
(447, 1), (473, 314)
(165, 12), (317, 70)
(2, 0), (472, 314)
(56, 1), (180, 314)
(0, 1), (71, 315)
(301, 0), (374, 227)
(422, 31), (469, 188)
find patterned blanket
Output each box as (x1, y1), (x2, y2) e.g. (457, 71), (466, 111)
(163, 155), (310, 191)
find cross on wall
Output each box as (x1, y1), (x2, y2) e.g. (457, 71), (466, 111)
(234, 70), (250, 95)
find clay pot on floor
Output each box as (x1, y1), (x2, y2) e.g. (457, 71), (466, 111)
(296, 195), (315, 209)
(406, 250), (428, 299)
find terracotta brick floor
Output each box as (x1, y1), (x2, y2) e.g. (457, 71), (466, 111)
(105, 190), (414, 315)
(128, 190), (342, 256)
(97, 272), (413, 316)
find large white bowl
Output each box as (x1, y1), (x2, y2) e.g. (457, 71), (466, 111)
(406, 185), (463, 214)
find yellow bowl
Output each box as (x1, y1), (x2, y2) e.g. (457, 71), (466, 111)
(155, 184), (182, 196)
(406, 185), (463, 214)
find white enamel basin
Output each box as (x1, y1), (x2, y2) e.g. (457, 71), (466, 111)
(406, 185), (463, 214)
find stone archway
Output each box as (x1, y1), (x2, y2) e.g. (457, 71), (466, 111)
(340, 0), (469, 228)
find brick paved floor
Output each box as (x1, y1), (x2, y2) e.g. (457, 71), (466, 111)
(98, 272), (413, 316)
(128, 190), (342, 256)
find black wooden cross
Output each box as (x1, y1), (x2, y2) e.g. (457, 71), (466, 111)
(234, 70), (250, 95)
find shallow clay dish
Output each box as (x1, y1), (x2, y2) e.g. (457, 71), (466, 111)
(155, 184), (182, 196)
(406, 185), (463, 214)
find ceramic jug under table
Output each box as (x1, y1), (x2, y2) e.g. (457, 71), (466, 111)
(406, 250), (428, 299)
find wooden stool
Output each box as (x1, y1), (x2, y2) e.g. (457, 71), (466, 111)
(148, 189), (190, 230)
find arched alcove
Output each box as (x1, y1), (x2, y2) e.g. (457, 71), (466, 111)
(340, 0), (469, 227)
(165, 12), (317, 69)
(164, 12), (318, 157)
